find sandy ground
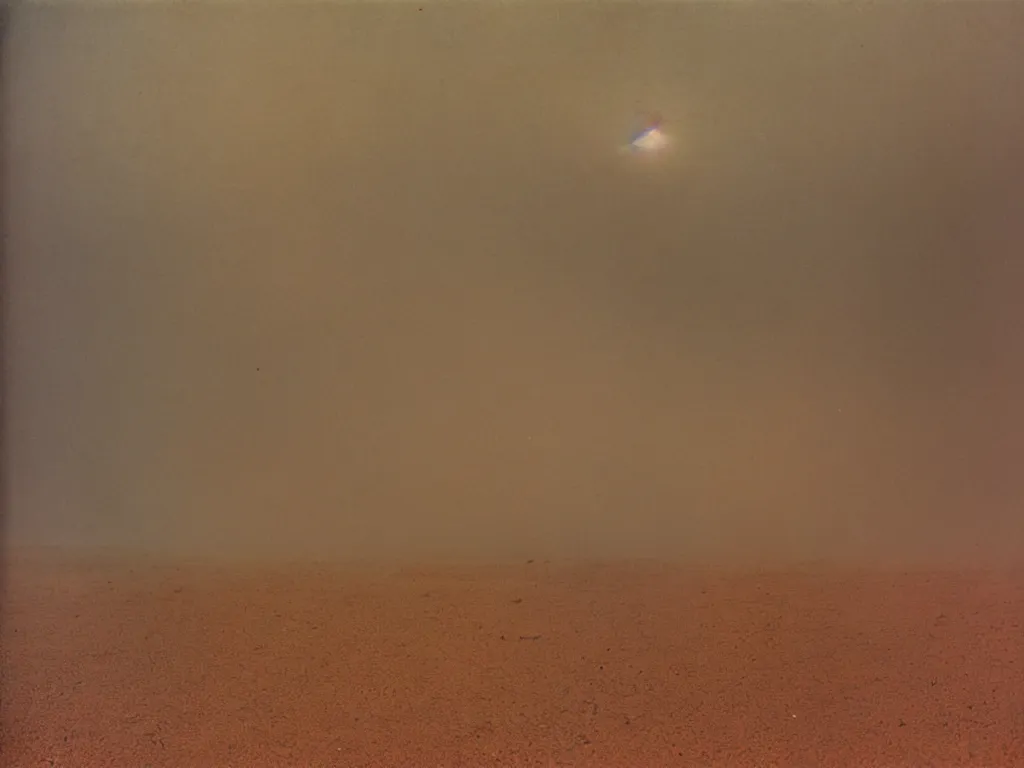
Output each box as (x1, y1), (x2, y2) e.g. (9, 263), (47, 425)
(3, 551), (1023, 767)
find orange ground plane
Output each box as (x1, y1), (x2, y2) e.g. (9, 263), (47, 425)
(4, 550), (1023, 767)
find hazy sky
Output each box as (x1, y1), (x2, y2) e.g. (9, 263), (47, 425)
(5, 4), (1024, 564)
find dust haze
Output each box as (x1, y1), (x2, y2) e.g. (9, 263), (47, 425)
(5, 3), (1024, 566)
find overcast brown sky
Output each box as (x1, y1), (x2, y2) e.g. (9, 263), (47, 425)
(5, 3), (1024, 565)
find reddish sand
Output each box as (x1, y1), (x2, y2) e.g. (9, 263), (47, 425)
(3, 551), (1023, 767)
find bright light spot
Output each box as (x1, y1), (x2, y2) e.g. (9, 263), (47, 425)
(630, 126), (669, 153)
(620, 117), (673, 157)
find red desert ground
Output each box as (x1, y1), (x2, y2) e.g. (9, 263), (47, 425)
(3, 548), (1022, 767)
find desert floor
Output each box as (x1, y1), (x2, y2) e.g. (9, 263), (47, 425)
(3, 550), (1023, 767)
